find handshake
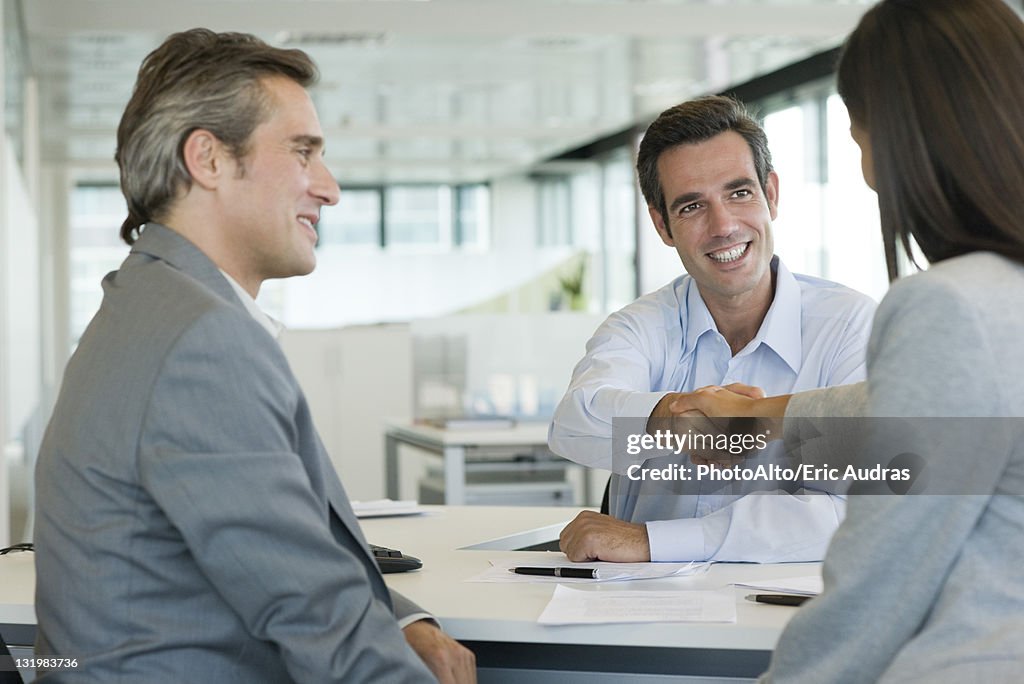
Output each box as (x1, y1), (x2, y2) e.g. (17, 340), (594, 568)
(644, 383), (791, 467)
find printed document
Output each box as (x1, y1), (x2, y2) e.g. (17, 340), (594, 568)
(538, 585), (736, 625)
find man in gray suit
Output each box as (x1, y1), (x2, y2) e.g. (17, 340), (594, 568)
(33, 28), (474, 683)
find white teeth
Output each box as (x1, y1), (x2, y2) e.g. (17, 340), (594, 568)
(298, 217), (314, 229)
(708, 243), (748, 263)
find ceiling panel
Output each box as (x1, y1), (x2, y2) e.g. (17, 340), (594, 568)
(22, 0), (876, 183)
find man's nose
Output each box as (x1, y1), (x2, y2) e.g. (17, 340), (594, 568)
(311, 159), (340, 206)
(706, 201), (738, 238)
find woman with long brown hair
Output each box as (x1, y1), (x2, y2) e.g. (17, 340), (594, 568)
(758, 0), (1024, 680)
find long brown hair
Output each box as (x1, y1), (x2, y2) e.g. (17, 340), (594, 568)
(837, 0), (1024, 281)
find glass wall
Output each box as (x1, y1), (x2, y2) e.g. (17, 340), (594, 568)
(67, 185), (129, 346)
(756, 81), (888, 301)
(318, 188), (380, 247)
(68, 181), (494, 343)
(532, 151), (639, 313)
(455, 184), (489, 250)
(385, 186), (452, 248)
(316, 183), (490, 251)
(3, 0), (25, 164)
(599, 148), (639, 312)
(536, 176), (572, 247)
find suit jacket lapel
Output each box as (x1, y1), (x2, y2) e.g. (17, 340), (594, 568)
(130, 223), (245, 312)
(318, 445), (390, 592)
(322, 457), (375, 557)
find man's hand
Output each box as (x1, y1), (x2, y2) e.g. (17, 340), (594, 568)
(650, 384), (775, 468)
(648, 383), (767, 437)
(672, 384), (792, 467)
(403, 620), (476, 684)
(559, 510), (650, 562)
(668, 383), (785, 418)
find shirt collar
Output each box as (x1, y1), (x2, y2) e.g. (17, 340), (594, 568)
(681, 256), (803, 373)
(682, 277), (719, 354)
(747, 256), (802, 372)
(218, 270), (285, 340)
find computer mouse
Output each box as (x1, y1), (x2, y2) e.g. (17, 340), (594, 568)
(370, 544), (423, 574)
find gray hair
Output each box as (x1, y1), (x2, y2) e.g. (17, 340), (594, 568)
(115, 28), (318, 244)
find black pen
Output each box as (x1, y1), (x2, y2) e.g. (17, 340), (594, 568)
(746, 593), (811, 607)
(511, 566), (599, 579)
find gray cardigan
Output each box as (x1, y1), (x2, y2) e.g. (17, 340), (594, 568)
(763, 252), (1024, 682)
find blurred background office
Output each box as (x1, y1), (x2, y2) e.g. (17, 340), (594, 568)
(5, 0), (1017, 546)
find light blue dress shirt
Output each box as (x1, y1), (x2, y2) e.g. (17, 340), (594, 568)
(548, 256), (876, 562)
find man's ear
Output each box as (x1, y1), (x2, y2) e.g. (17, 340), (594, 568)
(764, 170), (780, 221)
(181, 129), (226, 191)
(649, 205), (675, 247)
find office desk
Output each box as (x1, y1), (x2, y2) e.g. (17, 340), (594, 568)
(363, 506), (811, 683)
(2, 507), (811, 683)
(0, 549), (36, 681)
(384, 421), (591, 505)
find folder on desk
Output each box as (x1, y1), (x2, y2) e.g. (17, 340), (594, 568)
(422, 417), (516, 430)
(734, 574), (823, 596)
(351, 499), (424, 518)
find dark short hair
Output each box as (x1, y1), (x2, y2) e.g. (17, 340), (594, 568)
(636, 95), (773, 221)
(115, 28), (318, 244)
(838, 0), (1024, 280)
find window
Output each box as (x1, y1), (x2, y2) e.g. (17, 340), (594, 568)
(536, 176), (572, 247)
(317, 184), (491, 250)
(67, 181), (495, 340)
(763, 100), (824, 278)
(317, 188), (381, 247)
(68, 184), (130, 344)
(4, 0), (27, 165)
(823, 93), (888, 298)
(753, 81), (889, 301)
(454, 184), (489, 249)
(385, 186), (452, 248)
(599, 149), (638, 311)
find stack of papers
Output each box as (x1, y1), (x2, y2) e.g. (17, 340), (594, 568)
(469, 559), (709, 584)
(351, 499), (424, 519)
(538, 585), (737, 625)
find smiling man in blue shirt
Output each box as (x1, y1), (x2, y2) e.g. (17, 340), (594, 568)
(549, 96), (875, 564)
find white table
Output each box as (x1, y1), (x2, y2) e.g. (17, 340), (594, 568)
(363, 506), (812, 683)
(0, 549), (36, 680)
(384, 421), (591, 505)
(2, 507), (813, 682)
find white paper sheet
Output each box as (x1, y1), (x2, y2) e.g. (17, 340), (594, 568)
(734, 574), (823, 596)
(351, 499), (424, 518)
(537, 585), (737, 625)
(467, 559), (709, 583)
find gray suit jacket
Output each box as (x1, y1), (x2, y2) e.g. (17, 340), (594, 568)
(34, 224), (436, 682)
(763, 252), (1024, 682)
